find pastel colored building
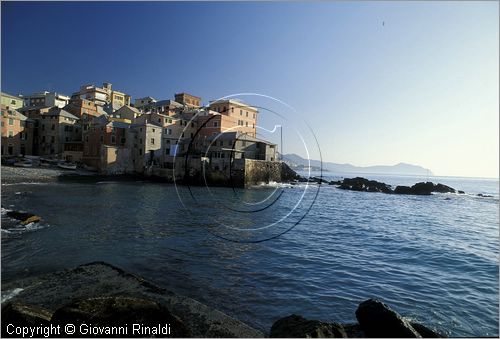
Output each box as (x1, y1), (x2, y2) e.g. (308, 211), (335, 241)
(23, 91), (70, 108)
(72, 82), (131, 109)
(34, 107), (81, 156)
(134, 96), (157, 110)
(174, 93), (201, 107)
(1, 105), (33, 156)
(1, 92), (24, 110)
(206, 99), (258, 138)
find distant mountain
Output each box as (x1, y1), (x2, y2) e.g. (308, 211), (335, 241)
(282, 153), (434, 176)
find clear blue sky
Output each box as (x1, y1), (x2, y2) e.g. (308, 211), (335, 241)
(2, 1), (498, 178)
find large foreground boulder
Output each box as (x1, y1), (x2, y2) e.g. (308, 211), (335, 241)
(2, 302), (52, 337)
(1, 262), (264, 338)
(51, 297), (190, 337)
(355, 299), (421, 337)
(270, 314), (347, 338)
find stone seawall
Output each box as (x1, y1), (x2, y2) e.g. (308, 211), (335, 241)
(243, 160), (298, 188)
(145, 159), (298, 188)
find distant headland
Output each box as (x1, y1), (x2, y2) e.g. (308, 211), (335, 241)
(282, 153), (434, 176)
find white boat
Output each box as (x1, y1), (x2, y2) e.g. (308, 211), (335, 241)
(57, 162), (77, 170)
(13, 159), (33, 168)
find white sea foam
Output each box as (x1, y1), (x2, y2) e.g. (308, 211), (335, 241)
(252, 181), (294, 188)
(1, 288), (24, 303)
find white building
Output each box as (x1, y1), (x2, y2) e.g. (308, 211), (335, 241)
(23, 92), (70, 108)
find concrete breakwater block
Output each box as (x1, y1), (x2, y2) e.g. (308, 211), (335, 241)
(1, 262), (264, 338)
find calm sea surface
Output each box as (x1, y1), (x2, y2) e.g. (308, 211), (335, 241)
(1, 171), (498, 337)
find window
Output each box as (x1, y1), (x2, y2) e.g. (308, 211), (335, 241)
(8, 131), (13, 137)
(100, 136), (104, 142)
(151, 138), (155, 144)
(139, 149), (142, 155)
(213, 121), (218, 127)
(152, 128), (155, 133)
(139, 138), (142, 144)
(66, 137), (69, 142)
(42, 136), (46, 142)
(246, 111), (248, 117)
(42, 125), (45, 131)
(246, 121), (248, 127)
(253, 113), (256, 119)
(8, 118), (13, 125)
(231, 107), (234, 113)
(121, 138), (126, 144)
(181, 132), (184, 138)
(219, 140), (223, 146)
(240, 109), (242, 115)
(85, 136), (89, 142)
(111, 136), (116, 143)
(51, 136), (55, 143)
(191, 122), (194, 127)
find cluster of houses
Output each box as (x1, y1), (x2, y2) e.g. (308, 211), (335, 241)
(1, 83), (278, 175)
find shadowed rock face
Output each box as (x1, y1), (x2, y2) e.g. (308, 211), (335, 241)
(1, 303), (52, 338)
(332, 177), (459, 196)
(338, 177), (392, 194)
(1, 262), (264, 338)
(269, 299), (445, 338)
(4, 210), (41, 224)
(355, 299), (421, 338)
(270, 314), (347, 338)
(50, 297), (190, 337)
(394, 182), (456, 196)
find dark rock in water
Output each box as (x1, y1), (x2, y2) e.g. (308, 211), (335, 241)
(408, 182), (435, 195)
(410, 322), (444, 338)
(477, 193), (493, 198)
(329, 180), (342, 185)
(338, 177), (392, 194)
(355, 299), (421, 338)
(394, 182), (456, 196)
(5, 210), (41, 225)
(457, 190), (465, 194)
(51, 296), (190, 337)
(270, 314), (347, 338)
(433, 183), (455, 194)
(2, 302), (52, 338)
(393, 185), (414, 195)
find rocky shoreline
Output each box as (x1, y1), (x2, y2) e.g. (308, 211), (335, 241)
(1, 262), (445, 338)
(300, 176), (474, 196)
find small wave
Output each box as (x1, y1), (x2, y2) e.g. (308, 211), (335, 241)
(1, 288), (24, 303)
(1, 221), (48, 235)
(1, 207), (12, 215)
(96, 181), (120, 185)
(2, 182), (50, 186)
(252, 181), (293, 189)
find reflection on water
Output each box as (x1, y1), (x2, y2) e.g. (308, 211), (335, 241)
(1, 176), (498, 337)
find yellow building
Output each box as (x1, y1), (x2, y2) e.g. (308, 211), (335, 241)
(1, 92), (24, 110)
